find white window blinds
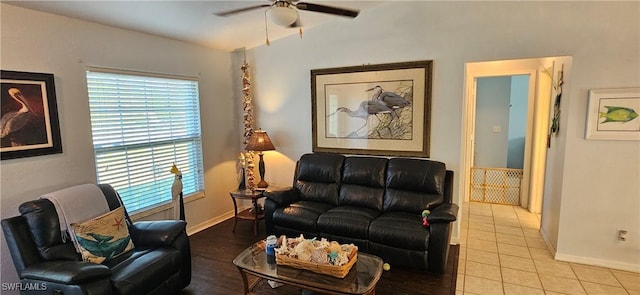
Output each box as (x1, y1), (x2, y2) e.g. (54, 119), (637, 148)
(86, 69), (204, 214)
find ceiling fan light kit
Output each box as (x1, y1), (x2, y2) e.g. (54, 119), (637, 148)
(215, 0), (359, 46)
(268, 5), (299, 26)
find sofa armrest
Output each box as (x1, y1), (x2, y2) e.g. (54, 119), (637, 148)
(428, 203), (459, 224)
(264, 187), (300, 206)
(129, 220), (187, 248)
(21, 261), (111, 284)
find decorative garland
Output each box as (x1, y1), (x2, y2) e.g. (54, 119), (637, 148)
(241, 59), (256, 189)
(547, 63), (564, 148)
(550, 64), (564, 135)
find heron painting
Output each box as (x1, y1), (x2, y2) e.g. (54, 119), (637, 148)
(327, 99), (392, 137)
(312, 60), (432, 157)
(325, 80), (414, 139)
(1, 70), (62, 160)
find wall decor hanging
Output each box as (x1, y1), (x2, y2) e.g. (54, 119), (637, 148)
(549, 64), (564, 136)
(585, 87), (640, 140)
(240, 55), (256, 189)
(546, 63), (564, 148)
(311, 60), (432, 157)
(1, 70), (62, 160)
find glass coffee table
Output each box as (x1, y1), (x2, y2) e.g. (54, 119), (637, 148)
(233, 242), (383, 295)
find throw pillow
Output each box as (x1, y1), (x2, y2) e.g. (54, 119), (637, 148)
(70, 206), (134, 263)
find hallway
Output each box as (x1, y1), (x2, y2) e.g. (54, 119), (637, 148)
(457, 202), (640, 295)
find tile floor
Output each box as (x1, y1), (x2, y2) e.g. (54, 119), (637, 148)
(456, 202), (640, 295)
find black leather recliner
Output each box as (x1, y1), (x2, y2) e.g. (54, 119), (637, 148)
(1, 184), (191, 295)
(264, 153), (458, 273)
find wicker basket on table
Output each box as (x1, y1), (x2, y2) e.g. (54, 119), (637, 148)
(276, 248), (357, 278)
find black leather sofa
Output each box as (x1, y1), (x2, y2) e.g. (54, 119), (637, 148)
(264, 153), (458, 273)
(1, 184), (191, 295)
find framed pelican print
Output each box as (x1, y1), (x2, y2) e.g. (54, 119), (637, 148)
(311, 60), (432, 157)
(585, 88), (640, 141)
(1, 70), (62, 160)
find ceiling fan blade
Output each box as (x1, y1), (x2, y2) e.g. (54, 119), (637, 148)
(213, 4), (272, 17)
(295, 2), (359, 18)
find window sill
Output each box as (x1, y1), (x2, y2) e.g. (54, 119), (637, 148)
(130, 191), (206, 221)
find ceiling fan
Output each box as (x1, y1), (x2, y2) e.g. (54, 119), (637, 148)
(214, 0), (360, 28)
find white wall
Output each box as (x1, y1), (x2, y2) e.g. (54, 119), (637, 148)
(247, 1), (640, 271)
(507, 75), (528, 169)
(551, 4), (640, 269)
(0, 4), (240, 287)
(475, 76), (511, 168)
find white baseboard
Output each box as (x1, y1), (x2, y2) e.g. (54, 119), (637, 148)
(186, 206), (250, 236)
(539, 226), (557, 255)
(541, 227), (640, 272)
(554, 253), (640, 273)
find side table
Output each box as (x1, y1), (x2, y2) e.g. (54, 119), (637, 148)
(229, 188), (266, 236)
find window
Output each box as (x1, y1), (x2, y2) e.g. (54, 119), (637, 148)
(86, 69), (204, 214)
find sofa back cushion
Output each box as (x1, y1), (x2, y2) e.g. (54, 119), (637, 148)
(384, 158), (446, 214)
(340, 157), (387, 211)
(295, 153), (345, 206)
(19, 199), (80, 261)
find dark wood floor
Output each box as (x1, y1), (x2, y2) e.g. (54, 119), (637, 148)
(180, 216), (458, 295)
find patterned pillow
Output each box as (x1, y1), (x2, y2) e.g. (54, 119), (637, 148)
(70, 206), (134, 263)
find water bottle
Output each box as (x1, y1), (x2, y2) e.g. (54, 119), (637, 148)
(266, 235), (277, 256)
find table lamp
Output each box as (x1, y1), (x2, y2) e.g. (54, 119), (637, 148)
(245, 129), (276, 188)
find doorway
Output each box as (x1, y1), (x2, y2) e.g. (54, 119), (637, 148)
(471, 75), (529, 205)
(461, 57), (560, 214)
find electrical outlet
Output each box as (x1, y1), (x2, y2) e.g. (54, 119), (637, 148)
(617, 229), (628, 241)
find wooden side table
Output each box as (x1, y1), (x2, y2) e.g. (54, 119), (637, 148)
(229, 188), (266, 236)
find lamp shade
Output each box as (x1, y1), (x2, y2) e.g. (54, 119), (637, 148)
(245, 129), (275, 152)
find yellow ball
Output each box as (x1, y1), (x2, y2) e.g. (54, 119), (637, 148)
(383, 263), (391, 271)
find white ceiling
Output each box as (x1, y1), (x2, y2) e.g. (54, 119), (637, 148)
(5, 1), (382, 52)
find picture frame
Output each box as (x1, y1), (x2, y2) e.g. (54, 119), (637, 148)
(585, 88), (640, 141)
(1, 70), (63, 160)
(311, 60), (432, 157)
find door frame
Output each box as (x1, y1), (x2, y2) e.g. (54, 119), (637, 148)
(461, 58), (554, 212)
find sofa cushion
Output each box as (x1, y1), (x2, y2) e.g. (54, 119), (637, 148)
(21, 260), (111, 284)
(339, 157), (387, 211)
(295, 153), (344, 205)
(342, 157), (387, 187)
(106, 248), (181, 295)
(368, 211), (430, 251)
(339, 184), (385, 211)
(19, 199), (80, 261)
(297, 153), (345, 183)
(317, 206), (380, 239)
(296, 182), (341, 206)
(272, 201), (334, 233)
(384, 158), (446, 213)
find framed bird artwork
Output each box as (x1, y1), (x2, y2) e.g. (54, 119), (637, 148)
(1, 70), (63, 160)
(311, 60), (432, 157)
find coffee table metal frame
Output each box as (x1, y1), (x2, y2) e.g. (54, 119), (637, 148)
(233, 242), (383, 295)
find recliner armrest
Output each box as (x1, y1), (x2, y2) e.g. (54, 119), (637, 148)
(428, 203), (459, 224)
(263, 188), (300, 206)
(129, 220), (186, 247)
(21, 261), (111, 284)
